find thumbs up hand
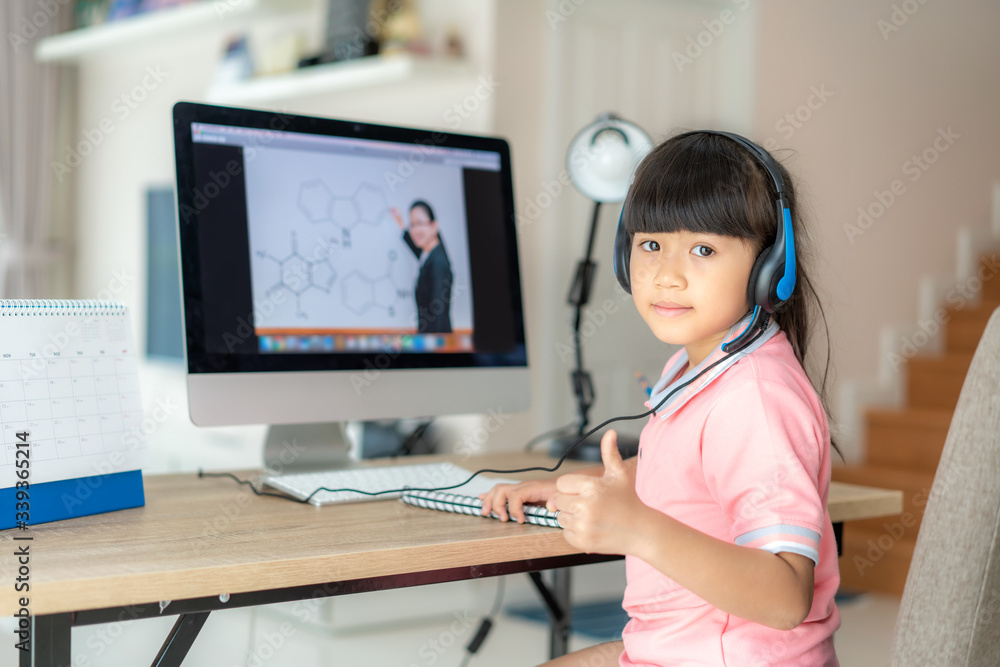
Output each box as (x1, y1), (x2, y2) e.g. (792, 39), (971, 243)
(548, 430), (647, 555)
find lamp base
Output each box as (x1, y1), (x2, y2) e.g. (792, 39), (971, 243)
(548, 431), (640, 462)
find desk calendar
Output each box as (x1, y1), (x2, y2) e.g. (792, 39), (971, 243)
(0, 300), (146, 529)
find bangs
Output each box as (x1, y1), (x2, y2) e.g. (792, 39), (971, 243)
(623, 133), (771, 243)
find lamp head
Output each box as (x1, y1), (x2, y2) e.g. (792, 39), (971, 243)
(565, 113), (652, 203)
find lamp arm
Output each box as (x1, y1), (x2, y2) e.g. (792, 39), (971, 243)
(566, 200), (602, 434)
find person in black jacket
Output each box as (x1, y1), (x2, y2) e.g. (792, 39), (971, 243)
(390, 200), (453, 333)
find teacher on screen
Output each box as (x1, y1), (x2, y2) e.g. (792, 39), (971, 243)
(391, 200), (453, 334)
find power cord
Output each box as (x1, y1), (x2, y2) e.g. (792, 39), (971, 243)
(198, 316), (770, 503)
(523, 422), (577, 452)
(459, 577), (505, 667)
(393, 419), (435, 457)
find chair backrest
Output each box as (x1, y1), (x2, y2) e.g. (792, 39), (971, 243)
(890, 306), (1000, 666)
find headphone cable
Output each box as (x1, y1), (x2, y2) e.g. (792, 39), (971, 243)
(199, 315), (770, 504)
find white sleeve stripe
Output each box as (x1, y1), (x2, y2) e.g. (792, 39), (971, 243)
(758, 541), (819, 566)
(735, 524), (821, 546)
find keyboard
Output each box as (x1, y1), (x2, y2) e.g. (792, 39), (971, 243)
(263, 461), (489, 506)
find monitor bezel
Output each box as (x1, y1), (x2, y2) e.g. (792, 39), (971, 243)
(172, 101), (528, 381)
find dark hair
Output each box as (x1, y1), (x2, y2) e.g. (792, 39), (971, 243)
(410, 200), (436, 222)
(623, 131), (840, 457)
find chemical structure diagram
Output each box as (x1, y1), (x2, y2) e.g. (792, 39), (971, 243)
(255, 180), (414, 320)
(297, 179), (392, 250)
(341, 249), (412, 317)
(256, 231), (338, 319)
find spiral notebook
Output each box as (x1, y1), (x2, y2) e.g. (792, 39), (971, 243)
(401, 484), (562, 529)
(0, 300), (147, 529)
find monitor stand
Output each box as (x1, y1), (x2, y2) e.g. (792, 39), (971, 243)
(263, 422), (358, 474)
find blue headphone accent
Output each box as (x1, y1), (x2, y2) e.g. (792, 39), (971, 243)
(776, 206), (796, 301)
(612, 130), (796, 354)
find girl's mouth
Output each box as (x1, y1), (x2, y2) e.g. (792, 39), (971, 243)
(653, 302), (691, 318)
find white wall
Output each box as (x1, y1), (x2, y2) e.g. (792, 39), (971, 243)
(752, 0), (1000, 458)
(60, 0), (1000, 466)
(494, 0), (759, 449)
(61, 0), (502, 470)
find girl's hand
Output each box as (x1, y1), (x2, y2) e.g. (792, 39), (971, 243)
(479, 477), (558, 523)
(549, 430), (649, 555)
(390, 207), (405, 229)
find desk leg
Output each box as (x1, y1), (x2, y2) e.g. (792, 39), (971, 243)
(529, 569), (573, 659)
(149, 612), (211, 667)
(550, 568), (572, 659)
(31, 614), (72, 667)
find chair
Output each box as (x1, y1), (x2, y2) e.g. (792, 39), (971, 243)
(890, 306), (1000, 665)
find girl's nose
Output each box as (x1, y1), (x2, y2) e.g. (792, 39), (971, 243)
(654, 254), (685, 289)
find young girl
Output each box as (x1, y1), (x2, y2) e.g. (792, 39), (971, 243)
(480, 131), (840, 666)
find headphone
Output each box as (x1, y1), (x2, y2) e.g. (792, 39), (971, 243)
(612, 130), (796, 354)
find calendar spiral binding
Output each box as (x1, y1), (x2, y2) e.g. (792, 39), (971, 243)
(0, 299), (127, 316)
(400, 489), (562, 528)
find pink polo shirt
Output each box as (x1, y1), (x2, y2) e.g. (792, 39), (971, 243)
(620, 330), (840, 667)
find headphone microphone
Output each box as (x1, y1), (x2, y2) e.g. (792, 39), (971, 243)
(612, 130), (797, 354)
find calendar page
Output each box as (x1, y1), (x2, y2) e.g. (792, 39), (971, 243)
(0, 300), (147, 488)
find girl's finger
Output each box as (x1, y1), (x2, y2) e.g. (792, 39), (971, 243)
(507, 494), (525, 523)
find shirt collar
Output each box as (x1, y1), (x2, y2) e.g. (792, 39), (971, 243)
(644, 311), (781, 420)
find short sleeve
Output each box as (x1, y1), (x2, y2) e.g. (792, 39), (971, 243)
(700, 376), (827, 565)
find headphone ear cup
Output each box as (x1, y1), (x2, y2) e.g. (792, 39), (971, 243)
(747, 245), (772, 309)
(613, 211), (632, 294)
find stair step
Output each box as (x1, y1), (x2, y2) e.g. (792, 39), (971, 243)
(838, 523), (916, 596)
(864, 408), (951, 473)
(945, 299), (1000, 352)
(980, 254), (1000, 301)
(906, 353), (974, 410)
(837, 253), (998, 598)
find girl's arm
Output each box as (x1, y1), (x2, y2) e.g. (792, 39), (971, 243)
(550, 432), (813, 631)
(629, 505), (814, 630)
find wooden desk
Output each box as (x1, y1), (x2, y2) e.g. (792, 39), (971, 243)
(829, 479), (904, 523)
(1, 454), (902, 667)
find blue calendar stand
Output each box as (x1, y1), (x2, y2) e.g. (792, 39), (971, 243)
(1, 299), (148, 531)
(0, 470), (145, 530)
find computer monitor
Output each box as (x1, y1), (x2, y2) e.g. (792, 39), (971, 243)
(171, 102), (529, 470)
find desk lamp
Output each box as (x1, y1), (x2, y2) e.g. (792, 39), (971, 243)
(551, 113), (652, 461)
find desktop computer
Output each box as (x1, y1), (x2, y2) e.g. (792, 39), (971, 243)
(171, 102), (530, 473)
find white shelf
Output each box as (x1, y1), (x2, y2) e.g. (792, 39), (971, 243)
(205, 54), (474, 105)
(34, 0), (310, 63)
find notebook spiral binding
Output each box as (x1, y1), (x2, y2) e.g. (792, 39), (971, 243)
(401, 490), (562, 528)
(0, 299), (126, 316)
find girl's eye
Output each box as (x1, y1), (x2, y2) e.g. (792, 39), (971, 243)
(692, 244), (715, 257)
(638, 239), (659, 252)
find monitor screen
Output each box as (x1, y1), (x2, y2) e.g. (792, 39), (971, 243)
(172, 102), (529, 427)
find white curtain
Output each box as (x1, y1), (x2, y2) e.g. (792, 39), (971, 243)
(0, 1), (71, 298)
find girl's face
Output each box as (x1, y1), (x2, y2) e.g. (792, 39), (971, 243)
(630, 230), (757, 367)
